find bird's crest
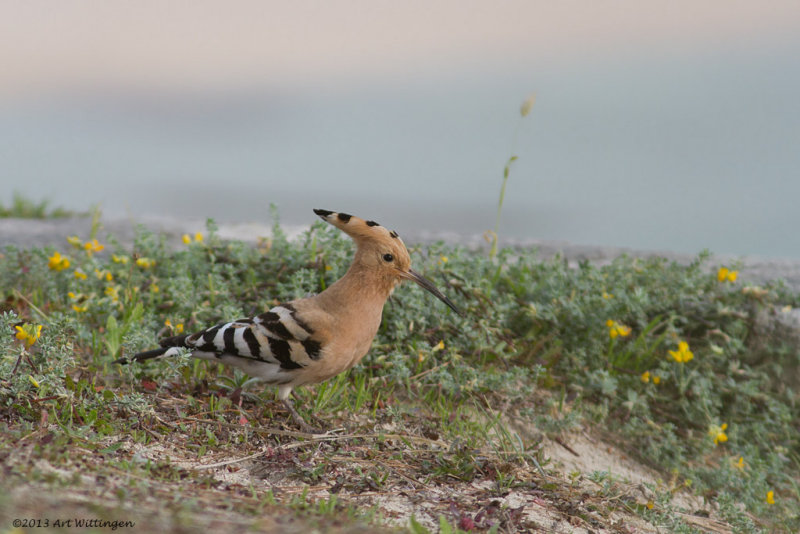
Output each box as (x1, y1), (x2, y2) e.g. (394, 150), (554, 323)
(313, 209), (401, 244)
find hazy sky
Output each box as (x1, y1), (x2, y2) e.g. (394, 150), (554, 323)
(4, 1), (800, 98)
(3, 2), (800, 257)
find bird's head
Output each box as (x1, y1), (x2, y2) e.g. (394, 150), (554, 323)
(313, 208), (461, 315)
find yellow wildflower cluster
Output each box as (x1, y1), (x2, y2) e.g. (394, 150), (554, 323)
(669, 341), (694, 363)
(606, 319), (631, 339)
(717, 267), (738, 283)
(136, 257), (155, 269)
(602, 291), (614, 300)
(766, 490), (775, 505)
(165, 319), (184, 334)
(73, 269), (88, 280)
(67, 292), (89, 313)
(47, 251), (70, 271)
(640, 371), (661, 384)
(105, 285), (120, 303)
(84, 239), (104, 256)
(94, 269), (113, 282)
(182, 232), (204, 244)
(112, 254), (129, 264)
(708, 422), (728, 445)
(67, 236), (104, 257)
(15, 323), (42, 347)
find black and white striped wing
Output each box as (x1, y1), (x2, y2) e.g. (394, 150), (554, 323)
(163, 304), (323, 373)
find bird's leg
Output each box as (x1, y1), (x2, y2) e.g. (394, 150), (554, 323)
(281, 398), (322, 434)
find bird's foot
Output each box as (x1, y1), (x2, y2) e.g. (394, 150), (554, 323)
(281, 399), (324, 434)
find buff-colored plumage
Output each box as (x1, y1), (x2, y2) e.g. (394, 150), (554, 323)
(120, 209), (460, 432)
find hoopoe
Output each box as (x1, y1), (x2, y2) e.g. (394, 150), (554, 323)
(118, 209), (460, 432)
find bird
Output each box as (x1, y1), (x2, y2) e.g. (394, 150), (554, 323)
(117, 208), (461, 432)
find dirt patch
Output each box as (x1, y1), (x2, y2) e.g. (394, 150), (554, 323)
(2, 401), (747, 534)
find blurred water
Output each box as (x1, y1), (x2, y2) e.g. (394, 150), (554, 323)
(2, 44), (799, 258)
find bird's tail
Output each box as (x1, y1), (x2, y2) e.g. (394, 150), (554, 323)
(113, 334), (191, 365)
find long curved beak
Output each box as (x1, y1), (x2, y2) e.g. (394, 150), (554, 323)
(401, 269), (462, 316)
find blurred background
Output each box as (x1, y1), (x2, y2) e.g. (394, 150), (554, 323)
(1, 1), (799, 257)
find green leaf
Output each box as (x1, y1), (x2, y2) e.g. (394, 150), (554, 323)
(99, 442), (124, 454)
(106, 314), (119, 335)
(408, 515), (430, 534)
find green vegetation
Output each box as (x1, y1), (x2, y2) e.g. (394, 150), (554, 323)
(1, 212), (799, 532)
(0, 192), (78, 219)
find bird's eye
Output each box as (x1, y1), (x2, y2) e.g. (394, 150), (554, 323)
(382, 253), (394, 262)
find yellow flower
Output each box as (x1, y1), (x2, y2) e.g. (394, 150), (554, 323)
(439, 255), (448, 264)
(734, 456), (745, 470)
(652, 375), (661, 385)
(92, 269), (114, 281)
(606, 319), (631, 339)
(165, 319), (183, 333)
(766, 491), (775, 505)
(104, 286), (120, 302)
(111, 254), (129, 264)
(67, 291), (77, 299)
(47, 251), (70, 271)
(72, 304), (88, 313)
(28, 375), (40, 388)
(709, 423), (728, 445)
(66, 235), (83, 248)
(15, 324), (42, 347)
(433, 340), (445, 351)
(669, 341), (694, 363)
(83, 239), (104, 256)
(418, 351), (425, 363)
(602, 291), (614, 299)
(151, 283), (159, 293)
(325, 265), (332, 271)
(73, 269), (87, 280)
(136, 257), (155, 269)
(194, 232), (204, 242)
(182, 234), (192, 244)
(641, 371), (650, 383)
(646, 500), (654, 510)
(717, 267), (738, 283)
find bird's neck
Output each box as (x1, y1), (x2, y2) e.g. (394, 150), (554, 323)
(315, 261), (396, 317)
